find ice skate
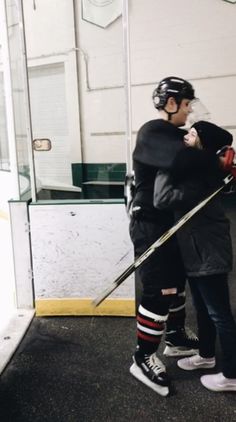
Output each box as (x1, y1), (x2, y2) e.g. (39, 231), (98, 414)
(163, 328), (199, 357)
(130, 351), (170, 396)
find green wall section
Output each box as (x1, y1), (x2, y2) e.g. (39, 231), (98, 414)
(72, 163), (83, 187)
(72, 163), (126, 199)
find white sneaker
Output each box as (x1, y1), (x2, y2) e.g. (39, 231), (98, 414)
(177, 354), (216, 371)
(201, 372), (236, 392)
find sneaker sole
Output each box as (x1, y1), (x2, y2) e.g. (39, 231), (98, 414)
(163, 345), (199, 357)
(200, 377), (236, 392)
(129, 363), (169, 397)
(177, 361), (216, 371)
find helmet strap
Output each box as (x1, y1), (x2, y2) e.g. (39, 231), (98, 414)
(164, 107), (180, 121)
(163, 97), (181, 120)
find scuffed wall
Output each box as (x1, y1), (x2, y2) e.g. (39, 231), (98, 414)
(29, 202), (134, 300)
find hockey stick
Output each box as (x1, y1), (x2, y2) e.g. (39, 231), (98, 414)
(92, 173), (234, 307)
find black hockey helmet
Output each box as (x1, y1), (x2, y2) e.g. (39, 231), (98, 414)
(152, 76), (195, 110)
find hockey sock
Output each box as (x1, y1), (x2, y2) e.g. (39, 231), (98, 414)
(137, 304), (168, 355)
(166, 290), (186, 331)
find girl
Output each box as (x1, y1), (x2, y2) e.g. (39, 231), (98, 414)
(154, 121), (236, 392)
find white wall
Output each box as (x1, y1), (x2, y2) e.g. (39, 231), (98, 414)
(23, 0), (75, 56)
(129, 0), (236, 128)
(80, 0), (236, 155)
(76, 0), (236, 159)
(22, 0), (236, 171)
(75, 1), (126, 163)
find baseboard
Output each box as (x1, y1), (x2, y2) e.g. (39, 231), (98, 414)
(35, 298), (136, 317)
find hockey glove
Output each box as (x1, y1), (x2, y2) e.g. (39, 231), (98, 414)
(218, 146), (236, 178)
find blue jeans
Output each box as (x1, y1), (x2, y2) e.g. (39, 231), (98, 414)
(188, 274), (236, 378)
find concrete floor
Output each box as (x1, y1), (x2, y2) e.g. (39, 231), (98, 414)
(0, 308), (236, 422)
(0, 197), (236, 421)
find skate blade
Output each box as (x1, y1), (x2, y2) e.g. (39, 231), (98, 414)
(163, 346), (199, 357)
(129, 363), (169, 397)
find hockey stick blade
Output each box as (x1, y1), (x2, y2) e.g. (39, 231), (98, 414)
(92, 174), (233, 307)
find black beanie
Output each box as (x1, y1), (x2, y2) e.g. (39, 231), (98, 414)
(191, 121), (233, 153)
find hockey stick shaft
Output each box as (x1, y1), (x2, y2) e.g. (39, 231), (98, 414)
(92, 174), (233, 307)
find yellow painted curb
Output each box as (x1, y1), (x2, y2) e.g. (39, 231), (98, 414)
(35, 298), (135, 317)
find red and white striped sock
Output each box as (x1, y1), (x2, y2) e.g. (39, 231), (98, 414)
(137, 304), (168, 355)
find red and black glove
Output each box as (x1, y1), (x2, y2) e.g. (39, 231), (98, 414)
(218, 146), (236, 178)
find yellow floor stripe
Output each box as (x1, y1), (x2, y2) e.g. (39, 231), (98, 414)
(35, 298), (136, 317)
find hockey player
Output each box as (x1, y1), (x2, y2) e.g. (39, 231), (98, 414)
(154, 121), (236, 392)
(129, 76), (199, 396)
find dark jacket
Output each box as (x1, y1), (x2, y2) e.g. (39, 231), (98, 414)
(132, 119), (219, 226)
(130, 119), (188, 289)
(153, 149), (233, 277)
(132, 119), (186, 226)
(130, 119), (223, 288)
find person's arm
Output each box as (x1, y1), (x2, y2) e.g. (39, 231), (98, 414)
(170, 147), (222, 186)
(153, 170), (204, 211)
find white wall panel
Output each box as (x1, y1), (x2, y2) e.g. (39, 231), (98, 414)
(29, 203), (135, 300)
(23, 0), (75, 57)
(76, 0), (236, 161)
(23, 0), (236, 165)
(129, 0), (236, 83)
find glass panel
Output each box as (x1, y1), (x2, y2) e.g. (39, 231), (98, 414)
(22, 0), (126, 200)
(5, 0), (32, 199)
(28, 63), (73, 197)
(0, 68), (10, 170)
(77, 2), (126, 200)
(0, 32), (18, 331)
